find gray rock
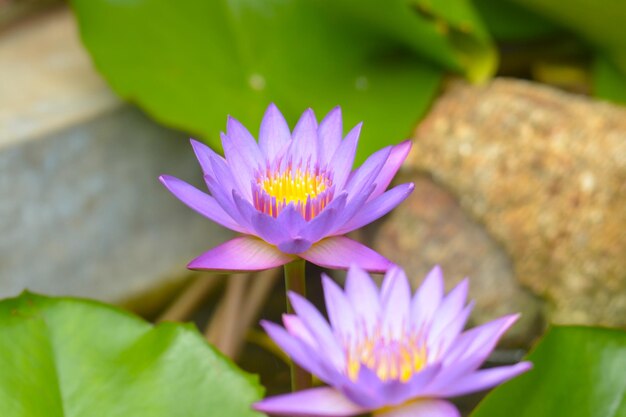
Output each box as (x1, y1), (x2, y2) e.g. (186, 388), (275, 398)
(0, 8), (232, 308)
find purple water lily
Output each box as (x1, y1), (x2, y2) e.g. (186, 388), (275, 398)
(160, 105), (414, 273)
(254, 265), (532, 417)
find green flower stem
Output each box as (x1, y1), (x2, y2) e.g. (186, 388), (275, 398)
(284, 259), (312, 392)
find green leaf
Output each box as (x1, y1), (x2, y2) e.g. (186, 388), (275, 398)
(0, 292), (264, 417)
(511, 0), (626, 75)
(471, 0), (562, 42)
(593, 55), (626, 105)
(505, 0), (626, 106)
(69, 0), (494, 163)
(471, 326), (626, 417)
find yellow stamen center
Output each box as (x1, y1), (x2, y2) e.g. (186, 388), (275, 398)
(253, 167), (332, 220)
(261, 169), (328, 205)
(346, 331), (427, 382)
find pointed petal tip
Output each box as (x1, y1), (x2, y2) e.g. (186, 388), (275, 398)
(259, 319), (273, 331)
(430, 264), (444, 278)
(395, 138), (413, 153)
(226, 114), (244, 135)
(263, 102), (282, 118)
(286, 290), (306, 307)
(347, 262), (367, 274)
(324, 105), (342, 119)
(454, 277), (470, 293)
(503, 312), (521, 323)
(281, 313), (295, 326)
(519, 360), (533, 372)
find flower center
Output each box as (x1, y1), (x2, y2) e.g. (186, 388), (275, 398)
(253, 166), (333, 220)
(346, 331), (427, 382)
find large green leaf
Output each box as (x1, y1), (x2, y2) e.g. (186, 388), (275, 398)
(69, 0), (494, 163)
(510, 0), (626, 105)
(0, 292), (264, 417)
(471, 0), (562, 41)
(471, 326), (626, 417)
(593, 55), (626, 105)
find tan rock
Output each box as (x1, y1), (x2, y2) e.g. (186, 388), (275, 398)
(408, 78), (626, 327)
(368, 174), (544, 346)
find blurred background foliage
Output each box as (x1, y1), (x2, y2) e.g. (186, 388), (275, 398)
(54, 0), (626, 162)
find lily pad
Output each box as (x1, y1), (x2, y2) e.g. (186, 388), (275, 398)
(69, 0), (494, 163)
(471, 326), (626, 417)
(471, 0), (563, 41)
(0, 292), (264, 417)
(593, 55), (626, 105)
(511, 0), (626, 104)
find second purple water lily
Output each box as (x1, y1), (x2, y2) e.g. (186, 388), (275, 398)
(255, 265), (532, 417)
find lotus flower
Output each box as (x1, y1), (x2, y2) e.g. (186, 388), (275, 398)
(254, 265), (532, 417)
(160, 105), (413, 273)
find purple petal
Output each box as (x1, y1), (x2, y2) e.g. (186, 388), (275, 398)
(248, 209), (285, 246)
(203, 152), (242, 216)
(428, 278), (469, 341)
(158, 175), (246, 233)
(253, 388), (366, 417)
(329, 183), (376, 234)
(436, 362), (532, 397)
(289, 108), (319, 165)
(318, 106), (343, 165)
(335, 183), (415, 234)
(250, 204), (312, 253)
(425, 314), (520, 394)
(444, 314), (520, 366)
(427, 302), (474, 361)
(300, 192), (348, 242)
(377, 364), (443, 407)
(226, 115), (260, 153)
(187, 236), (295, 272)
(347, 364), (443, 410)
(276, 203), (308, 234)
(367, 140), (412, 202)
(282, 314), (316, 346)
(404, 364), (443, 397)
(345, 265), (381, 333)
(276, 205), (311, 253)
(322, 274), (358, 343)
(259, 103), (292, 161)
(229, 190), (258, 232)
(380, 266), (412, 337)
(220, 132), (260, 199)
(328, 123), (361, 191)
(343, 145), (392, 197)
(260, 321), (335, 383)
(411, 265), (445, 331)
(341, 366), (388, 408)
(375, 400), (460, 417)
(190, 139), (221, 176)
(277, 238), (313, 254)
(300, 236), (393, 273)
(288, 292), (345, 369)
